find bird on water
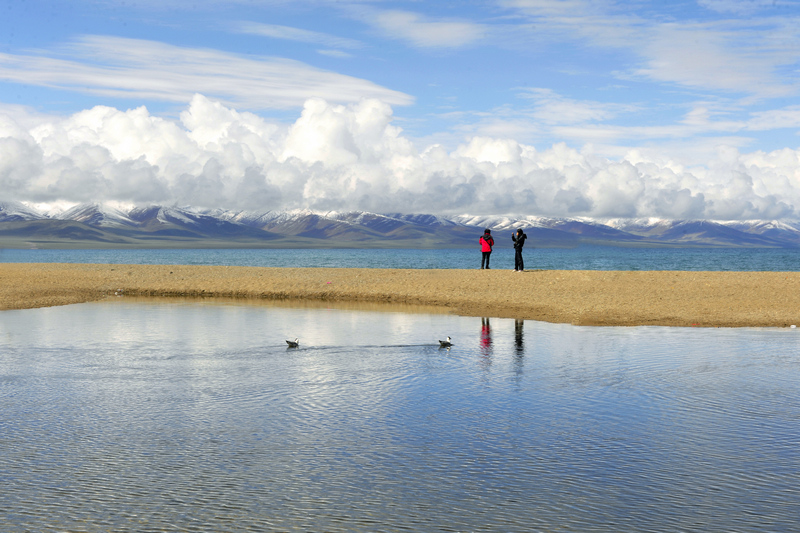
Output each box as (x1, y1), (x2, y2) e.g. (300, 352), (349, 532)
(439, 336), (453, 348)
(286, 338), (299, 348)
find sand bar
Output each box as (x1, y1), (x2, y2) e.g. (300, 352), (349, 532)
(2, 262), (799, 327)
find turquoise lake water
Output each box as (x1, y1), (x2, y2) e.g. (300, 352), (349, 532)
(3, 245), (800, 270)
(2, 300), (799, 532)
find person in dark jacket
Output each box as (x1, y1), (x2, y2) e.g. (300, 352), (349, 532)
(479, 229), (494, 269)
(511, 228), (527, 272)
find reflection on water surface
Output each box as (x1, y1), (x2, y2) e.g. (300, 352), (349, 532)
(1, 300), (799, 531)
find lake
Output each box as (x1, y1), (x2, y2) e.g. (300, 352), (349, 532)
(3, 245), (800, 271)
(2, 299), (799, 531)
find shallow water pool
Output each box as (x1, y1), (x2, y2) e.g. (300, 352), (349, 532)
(1, 299), (799, 531)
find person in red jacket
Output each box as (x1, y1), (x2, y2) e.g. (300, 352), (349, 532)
(480, 228), (494, 269)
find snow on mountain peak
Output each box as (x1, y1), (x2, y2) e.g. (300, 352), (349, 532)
(0, 201), (46, 221)
(5, 200), (800, 246)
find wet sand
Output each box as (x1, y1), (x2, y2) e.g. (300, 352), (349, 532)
(2, 262), (799, 327)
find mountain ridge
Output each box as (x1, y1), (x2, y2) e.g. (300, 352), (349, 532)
(2, 201), (800, 248)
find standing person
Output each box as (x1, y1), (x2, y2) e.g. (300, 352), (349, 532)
(511, 228), (527, 272)
(479, 229), (494, 269)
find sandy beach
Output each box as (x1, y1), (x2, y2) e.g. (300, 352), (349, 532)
(2, 262), (799, 327)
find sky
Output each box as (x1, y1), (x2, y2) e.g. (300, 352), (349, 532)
(2, 0), (800, 220)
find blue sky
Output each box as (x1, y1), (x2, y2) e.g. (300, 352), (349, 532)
(2, 0), (800, 219)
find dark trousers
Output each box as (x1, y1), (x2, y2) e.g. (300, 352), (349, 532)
(481, 251), (492, 269)
(514, 249), (524, 271)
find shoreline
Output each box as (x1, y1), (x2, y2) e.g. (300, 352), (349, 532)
(3, 263), (800, 327)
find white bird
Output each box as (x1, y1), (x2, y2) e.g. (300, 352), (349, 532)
(439, 336), (453, 348)
(286, 338), (299, 348)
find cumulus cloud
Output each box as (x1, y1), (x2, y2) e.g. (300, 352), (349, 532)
(3, 94), (800, 220)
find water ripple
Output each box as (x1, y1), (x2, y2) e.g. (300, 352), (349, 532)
(2, 304), (800, 531)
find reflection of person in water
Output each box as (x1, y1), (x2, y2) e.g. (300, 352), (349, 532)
(480, 317), (493, 357)
(478, 317), (493, 372)
(513, 319), (524, 383)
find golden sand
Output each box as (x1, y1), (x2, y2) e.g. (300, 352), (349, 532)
(2, 262), (799, 327)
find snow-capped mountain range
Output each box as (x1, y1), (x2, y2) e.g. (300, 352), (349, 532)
(2, 200), (800, 248)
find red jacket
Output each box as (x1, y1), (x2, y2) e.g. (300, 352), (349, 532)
(480, 234), (494, 252)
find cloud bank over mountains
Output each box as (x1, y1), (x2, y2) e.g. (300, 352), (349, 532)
(1, 94), (799, 221)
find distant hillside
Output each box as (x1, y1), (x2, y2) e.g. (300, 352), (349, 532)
(2, 201), (800, 249)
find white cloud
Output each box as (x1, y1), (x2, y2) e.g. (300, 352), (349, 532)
(317, 50), (354, 59)
(435, 90), (751, 153)
(368, 10), (486, 48)
(0, 104), (58, 134)
(233, 22), (363, 49)
(499, 0), (615, 17)
(453, 137), (523, 166)
(3, 95), (800, 220)
(0, 35), (412, 110)
(500, 1), (800, 98)
(454, 88), (800, 156)
(746, 106), (800, 130)
(632, 22), (796, 98)
(517, 88), (637, 125)
(698, 0), (794, 14)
